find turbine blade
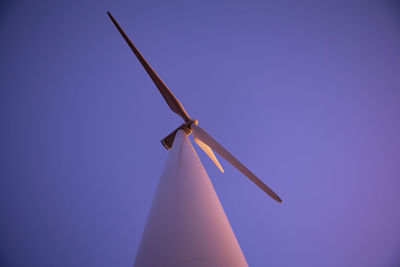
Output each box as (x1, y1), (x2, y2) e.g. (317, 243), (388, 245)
(194, 136), (224, 173)
(107, 11), (191, 123)
(192, 125), (282, 203)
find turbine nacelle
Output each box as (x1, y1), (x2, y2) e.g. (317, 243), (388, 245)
(161, 119), (198, 150)
(161, 119), (225, 174)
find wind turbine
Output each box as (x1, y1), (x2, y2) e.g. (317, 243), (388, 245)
(107, 11), (282, 266)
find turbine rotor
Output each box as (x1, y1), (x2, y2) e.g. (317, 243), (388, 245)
(107, 11), (282, 203)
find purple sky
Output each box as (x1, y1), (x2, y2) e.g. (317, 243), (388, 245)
(1, 1), (400, 266)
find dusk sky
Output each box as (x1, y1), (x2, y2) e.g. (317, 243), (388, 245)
(1, 1), (400, 266)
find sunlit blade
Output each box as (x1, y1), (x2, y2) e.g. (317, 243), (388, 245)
(191, 125), (282, 203)
(193, 136), (224, 173)
(107, 11), (191, 123)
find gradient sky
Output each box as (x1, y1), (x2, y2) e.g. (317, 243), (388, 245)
(1, 1), (400, 266)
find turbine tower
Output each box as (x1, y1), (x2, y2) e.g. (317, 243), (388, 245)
(107, 11), (282, 267)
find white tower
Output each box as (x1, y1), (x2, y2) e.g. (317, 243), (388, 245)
(134, 130), (248, 267)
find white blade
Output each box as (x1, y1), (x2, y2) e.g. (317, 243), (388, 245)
(194, 136), (224, 173)
(191, 125), (282, 203)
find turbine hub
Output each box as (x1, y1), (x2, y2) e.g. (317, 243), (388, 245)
(187, 119), (198, 130)
(161, 119), (198, 150)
